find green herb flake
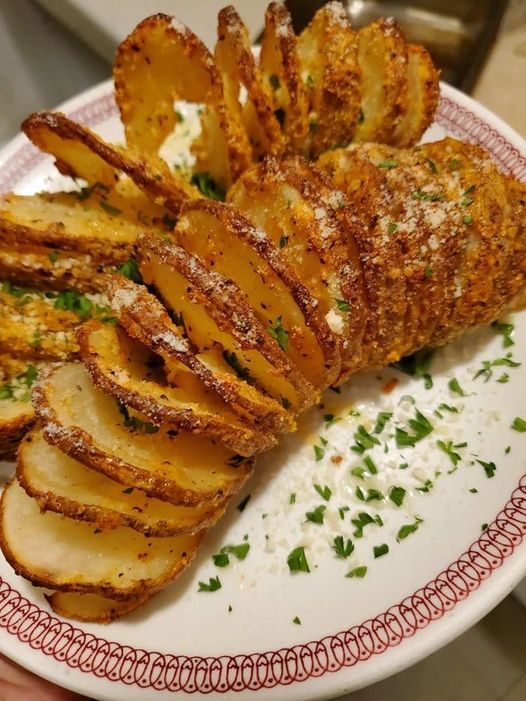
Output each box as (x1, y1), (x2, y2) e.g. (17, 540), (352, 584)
(339, 506), (350, 519)
(448, 378), (467, 396)
(268, 316), (289, 351)
(497, 373), (510, 383)
(437, 440), (462, 467)
(475, 458), (496, 478)
(48, 251), (59, 264)
(314, 484), (332, 501)
(292, 616), (301, 625)
(387, 222), (398, 234)
(324, 413), (341, 428)
(512, 417), (526, 432)
(473, 355), (521, 382)
(100, 200), (122, 216)
(352, 424), (380, 454)
(314, 444), (325, 461)
(198, 576), (221, 592)
(448, 158), (461, 171)
(397, 517), (423, 541)
(427, 158), (438, 174)
(191, 172), (225, 201)
(305, 505), (326, 524)
(492, 320), (514, 348)
(378, 159), (398, 169)
(374, 411), (392, 434)
(363, 454), (378, 475)
(334, 298), (350, 312)
(463, 214), (473, 225)
(373, 543), (389, 558)
(221, 543), (250, 561)
(332, 536), (354, 559)
(213, 553), (230, 567)
(389, 486), (406, 507)
(289, 493), (296, 504)
(222, 350), (253, 383)
(346, 565), (367, 578)
(469, 488), (478, 493)
(287, 546), (310, 573)
(416, 479), (433, 494)
(116, 258), (142, 283)
(236, 494), (251, 512)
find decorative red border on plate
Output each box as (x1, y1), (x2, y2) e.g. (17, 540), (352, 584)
(0, 88), (525, 695)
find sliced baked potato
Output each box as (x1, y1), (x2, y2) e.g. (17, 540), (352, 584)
(33, 362), (254, 507)
(45, 591), (150, 623)
(105, 274), (291, 435)
(79, 320), (276, 455)
(0, 478), (201, 599)
(18, 429), (227, 536)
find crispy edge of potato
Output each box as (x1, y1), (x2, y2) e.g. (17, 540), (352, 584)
(260, 2), (309, 154)
(45, 591), (150, 623)
(32, 364), (254, 507)
(0, 478), (203, 600)
(181, 197), (336, 393)
(216, 5), (284, 159)
(78, 320), (276, 456)
(22, 111), (197, 215)
(0, 403), (35, 460)
(392, 44), (440, 148)
(139, 230), (315, 412)
(17, 428), (229, 536)
(105, 274), (292, 434)
(354, 18), (409, 144)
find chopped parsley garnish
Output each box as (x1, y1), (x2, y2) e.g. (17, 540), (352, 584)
(389, 486), (406, 507)
(213, 542), (250, 568)
(424, 267), (433, 280)
(373, 411), (392, 434)
(236, 494), (251, 512)
(356, 487), (383, 502)
(512, 417), (526, 432)
(473, 354), (521, 382)
(416, 479), (433, 493)
(352, 424), (380, 454)
(100, 199), (122, 216)
(351, 511), (378, 538)
(448, 158), (461, 171)
(314, 484), (332, 501)
(373, 543), (389, 558)
(497, 373), (509, 383)
(324, 413), (341, 428)
(392, 348), (435, 389)
(289, 493), (296, 504)
(305, 505), (326, 524)
(397, 517), (423, 541)
(463, 214), (473, 225)
(116, 258), (142, 283)
(334, 298), (350, 312)
(469, 488), (478, 494)
(198, 576), (221, 592)
(437, 403), (459, 415)
(292, 616), (301, 625)
(117, 402), (159, 433)
(476, 458), (496, 478)
(437, 440), (462, 467)
(222, 350), (253, 383)
(314, 443), (325, 461)
(267, 316), (289, 351)
(411, 189), (444, 202)
(48, 250), (59, 264)
(363, 455), (378, 475)
(378, 159), (398, 169)
(332, 536), (354, 559)
(346, 565), (367, 578)
(287, 546), (310, 573)
(395, 409), (433, 447)
(427, 158), (438, 174)
(387, 222), (398, 234)
(338, 505), (350, 519)
(492, 320), (514, 348)
(213, 553), (230, 567)
(0, 363), (38, 403)
(191, 172), (225, 201)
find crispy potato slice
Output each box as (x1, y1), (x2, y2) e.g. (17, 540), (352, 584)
(33, 362), (254, 507)
(18, 429), (226, 536)
(114, 13), (250, 188)
(0, 286), (79, 360)
(215, 6), (283, 160)
(0, 244), (108, 292)
(0, 479), (201, 599)
(260, 2), (309, 154)
(0, 178), (167, 261)
(174, 199), (331, 394)
(392, 44), (440, 148)
(139, 232), (313, 412)
(0, 401), (35, 460)
(105, 275), (290, 435)
(23, 112), (196, 215)
(45, 591), (149, 623)
(297, 2), (361, 157)
(354, 19), (408, 144)
(79, 320), (276, 455)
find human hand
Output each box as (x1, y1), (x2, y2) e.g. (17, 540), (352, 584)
(0, 653), (91, 700)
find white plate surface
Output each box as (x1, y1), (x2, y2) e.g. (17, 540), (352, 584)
(0, 81), (525, 701)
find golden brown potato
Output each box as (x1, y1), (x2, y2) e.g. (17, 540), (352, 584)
(33, 362), (254, 507)
(0, 478), (202, 599)
(45, 591), (150, 623)
(18, 429), (228, 536)
(105, 274), (291, 435)
(79, 320), (276, 455)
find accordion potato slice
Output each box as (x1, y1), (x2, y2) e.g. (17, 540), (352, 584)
(297, 2), (361, 157)
(23, 111), (195, 215)
(18, 430), (227, 536)
(0, 400), (35, 460)
(0, 178), (167, 261)
(260, 2), (309, 154)
(79, 320), (276, 455)
(106, 275), (290, 435)
(175, 199), (331, 393)
(0, 244), (107, 293)
(353, 18), (408, 144)
(392, 44), (440, 148)
(216, 5), (283, 160)
(0, 286), (79, 360)
(114, 13), (249, 188)
(34, 362), (253, 507)
(45, 591), (149, 623)
(0, 479), (201, 599)
(139, 233), (313, 413)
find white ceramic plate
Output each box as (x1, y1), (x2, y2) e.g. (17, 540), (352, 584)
(0, 81), (525, 701)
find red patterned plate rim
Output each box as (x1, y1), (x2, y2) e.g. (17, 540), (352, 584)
(0, 80), (525, 701)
